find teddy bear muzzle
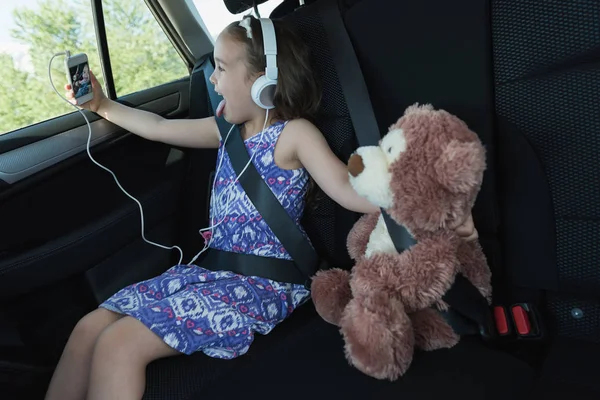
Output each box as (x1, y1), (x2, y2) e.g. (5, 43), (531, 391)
(348, 153), (365, 177)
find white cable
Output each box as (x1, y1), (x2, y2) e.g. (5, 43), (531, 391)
(205, 108), (269, 229)
(49, 52), (184, 265)
(188, 109), (270, 265)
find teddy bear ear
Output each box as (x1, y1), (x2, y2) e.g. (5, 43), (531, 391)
(434, 140), (486, 194)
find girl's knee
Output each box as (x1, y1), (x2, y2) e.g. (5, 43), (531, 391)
(71, 308), (122, 345)
(92, 317), (180, 367)
(92, 317), (145, 364)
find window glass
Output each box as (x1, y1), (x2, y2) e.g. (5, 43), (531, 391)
(102, 0), (189, 97)
(0, 0), (104, 136)
(192, 0), (284, 41)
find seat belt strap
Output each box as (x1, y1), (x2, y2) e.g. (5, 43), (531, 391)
(224, 126), (319, 282)
(442, 274), (496, 339)
(381, 209), (417, 252)
(318, 0), (380, 147)
(201, 246), (307, 284)
(194, 55), (319, 284)
(318, 0), (405, 236)
(318, 0), (494, 337)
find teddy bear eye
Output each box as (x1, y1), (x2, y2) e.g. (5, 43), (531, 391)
(387, 146), (392, 154)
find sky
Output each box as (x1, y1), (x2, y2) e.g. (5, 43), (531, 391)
(0, 0), (40, 42)
(0, 0), (39, 52)
(192, 0), (283, 39)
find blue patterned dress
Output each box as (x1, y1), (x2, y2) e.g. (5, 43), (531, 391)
(100, 120), (312, 358)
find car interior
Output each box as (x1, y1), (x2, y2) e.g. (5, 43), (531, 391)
(1, 0), (599, 399)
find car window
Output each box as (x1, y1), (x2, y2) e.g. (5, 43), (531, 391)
(192, 0), (284, 41)
(103, 0), (189, 97)
(0, 0), (103, 136)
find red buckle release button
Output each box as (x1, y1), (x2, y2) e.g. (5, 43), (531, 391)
(493, 306), (509, 335)
(512, 305), (531, 335)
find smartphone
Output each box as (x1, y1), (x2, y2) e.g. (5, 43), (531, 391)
(65, 53), (93, 105)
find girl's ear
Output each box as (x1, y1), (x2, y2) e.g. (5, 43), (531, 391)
(249, 70), (265, 84)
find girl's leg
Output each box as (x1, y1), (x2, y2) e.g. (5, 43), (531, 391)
(87, 316), (181, 400)
(45, 308), (123, 400)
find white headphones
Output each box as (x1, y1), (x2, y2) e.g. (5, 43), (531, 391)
(249, 18), (278, 110)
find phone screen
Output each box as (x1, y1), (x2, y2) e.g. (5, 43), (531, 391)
(69, 61), (91, 100)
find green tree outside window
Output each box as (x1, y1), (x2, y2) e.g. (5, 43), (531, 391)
(0, 0), (189, 136)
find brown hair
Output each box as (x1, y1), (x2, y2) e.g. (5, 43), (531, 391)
(223, 16), (323, 206)
(223, 15), (321, 122)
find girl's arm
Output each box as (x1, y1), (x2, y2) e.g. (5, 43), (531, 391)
(96, 99), (220, 148)
(66, 70), (220, 149)
(289, 119), (379, 214)
(290, 119), (479, 240)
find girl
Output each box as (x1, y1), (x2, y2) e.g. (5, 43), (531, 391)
(74, 64), (91, 98)
(46, 15), (478, 400)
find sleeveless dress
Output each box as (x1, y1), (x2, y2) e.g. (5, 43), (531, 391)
(99, 120), (312, 359)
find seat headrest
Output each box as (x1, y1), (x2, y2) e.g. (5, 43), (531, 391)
(223, 0), (270, 14)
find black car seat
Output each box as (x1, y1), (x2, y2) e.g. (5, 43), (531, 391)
(196, 0), (537, 398)
(258, 0), (600, 398)
(144, 0), (539, 399)
(492, 1), (600, 398)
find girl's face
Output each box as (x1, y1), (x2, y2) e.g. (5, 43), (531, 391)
(210, 33), (261, 124)
(82, 65), (89, 80)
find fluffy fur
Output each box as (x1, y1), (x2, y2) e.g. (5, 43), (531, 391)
(311, 104), (492, 381)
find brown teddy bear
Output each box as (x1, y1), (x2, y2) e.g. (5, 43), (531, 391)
(311, 104), (492, 381)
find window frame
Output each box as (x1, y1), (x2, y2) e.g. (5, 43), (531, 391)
(0, 0), (198, 147)
(94, 0), (196, 101)
(0, 0), (219, 192)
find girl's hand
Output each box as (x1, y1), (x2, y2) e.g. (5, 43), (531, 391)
(456, 213), (478, 241)
(65, 69), (106, 113)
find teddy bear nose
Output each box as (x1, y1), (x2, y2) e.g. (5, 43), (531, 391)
(348, 154), (365, 177)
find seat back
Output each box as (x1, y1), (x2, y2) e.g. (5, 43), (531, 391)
(491, 0), (600, 343)
(329, 0), (503, 278)
(276, 3), (368, 269)
(270, 0), (506, 276)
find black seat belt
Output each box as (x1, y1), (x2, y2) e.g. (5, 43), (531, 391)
(318, 0), (495, 338)
(190, 55), (319, 286)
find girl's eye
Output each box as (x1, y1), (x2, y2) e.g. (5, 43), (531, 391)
(218, 66), (225, 72)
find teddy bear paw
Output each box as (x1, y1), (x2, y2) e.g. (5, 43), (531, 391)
(340, 297), (414, 381)
(311, 268), (352, 326)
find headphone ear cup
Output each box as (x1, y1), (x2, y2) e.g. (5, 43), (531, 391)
(251, 75), (277, 109)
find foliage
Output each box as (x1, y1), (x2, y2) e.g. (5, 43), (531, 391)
(0, 0), (188, 135)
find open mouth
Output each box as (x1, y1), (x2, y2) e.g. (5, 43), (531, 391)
(216, 99), (226, 117)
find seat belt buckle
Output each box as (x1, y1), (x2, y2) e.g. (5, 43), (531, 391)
(477, 306), (499, 343)
(510, 302), (545, 340)
(492, 305), (512, 339)
(491, 303), (545, 342)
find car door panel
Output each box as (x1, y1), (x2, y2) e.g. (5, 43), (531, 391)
(0, 74), (213, 388)
(0, 155), (183, 299)
(0, 79), (189, 187)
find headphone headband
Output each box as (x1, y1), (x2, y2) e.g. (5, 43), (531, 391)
(242, 16), (278, 110)
(258, 18), (278, 81)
